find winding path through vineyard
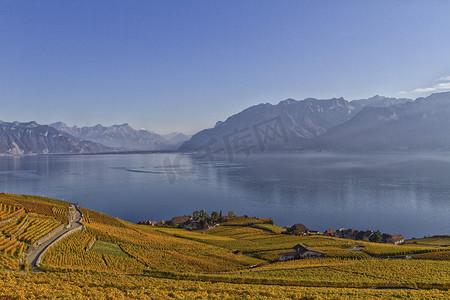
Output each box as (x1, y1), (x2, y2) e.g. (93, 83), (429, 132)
(26, 204), (83, 271)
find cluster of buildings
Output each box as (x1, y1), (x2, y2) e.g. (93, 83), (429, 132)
(138, 218), (405, 246)
(138, 215), (220, 230)
(137, 217), (408, 263)
(323, 228), (405, 245)
(167, 216), (220, 230)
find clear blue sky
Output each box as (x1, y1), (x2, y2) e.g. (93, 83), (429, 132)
(1, 1), (450, 134)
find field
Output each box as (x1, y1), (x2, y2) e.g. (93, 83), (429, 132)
(356, 241), (444, 256)
(405, 235), (450, 246)
(0, 193), (449, 299)
(0, 193), (69, 270)
(1, 271), (450, 299)
(42, 218), (263, 274)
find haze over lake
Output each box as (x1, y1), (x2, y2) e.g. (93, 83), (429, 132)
(0, 152), (449, 238)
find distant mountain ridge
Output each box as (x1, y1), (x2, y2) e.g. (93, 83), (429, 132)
(50, 122), (189, 151)
(0, 121), (108, 155)
(3, 92), (450, 155)
(162, 133), (192, 148)
(179, 95), (412, 152)
(311, 92), (450, 151)
(0, 120), (190, 155)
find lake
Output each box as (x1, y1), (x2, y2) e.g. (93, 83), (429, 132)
(0, 152), (449, 238)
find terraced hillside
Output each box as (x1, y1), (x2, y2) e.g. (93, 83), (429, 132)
(0, 193), (69, 270)
(40, 208), (262, 274)
(0, 193), (449, 299)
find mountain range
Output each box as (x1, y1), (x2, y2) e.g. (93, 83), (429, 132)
(2, 92), (450, 155)
(0, 121), (190, 155)
(0, 121), (108, 155)
(179, 95), (413, 152)
(311, 92), (450, 151)
(49, 122), (188, 151)
(180, 92), (450, 153)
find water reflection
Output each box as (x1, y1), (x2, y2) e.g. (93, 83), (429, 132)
(0, 152), (449, 238)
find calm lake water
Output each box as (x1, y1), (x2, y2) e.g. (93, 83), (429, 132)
(0, 152), (449, 238)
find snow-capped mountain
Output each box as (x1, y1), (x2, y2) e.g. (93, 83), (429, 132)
(0, 121), (108, 155)
(50, 122), (174, 151)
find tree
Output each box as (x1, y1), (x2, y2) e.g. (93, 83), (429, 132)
(193, 210), (200, 221)
(370, 230), (383, 243)
(228, 211), (236, 218)
(211, 211), (219, 222)
(200, 209), (210, 220)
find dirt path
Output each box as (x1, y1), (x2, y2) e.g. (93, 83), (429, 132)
(343, 245), (365, 251)
(26, 204), (83, 271)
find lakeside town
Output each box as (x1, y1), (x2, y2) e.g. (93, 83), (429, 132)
(138, 211), (406, 245)
(134, 211), (450, 264)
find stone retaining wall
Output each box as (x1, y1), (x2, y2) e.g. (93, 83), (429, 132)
(29, 224), (65, 252)
(85, 235), (97, 251)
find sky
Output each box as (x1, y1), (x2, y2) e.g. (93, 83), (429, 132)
(1, 1), (450, 135)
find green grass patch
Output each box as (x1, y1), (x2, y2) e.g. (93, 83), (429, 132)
(90, 240), (129, 258)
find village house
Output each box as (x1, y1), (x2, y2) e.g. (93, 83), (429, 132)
(345, 228), (358, 239)
(289, 223), (309, 235)
(362, 231), (375, 241)
(387, 234), (405, 245)
(382, 233), (392, 243)
(335, 228), (346, 238)
(279, 244), (326, 261)
(206, 223), (219, 229)
(183, 221), (202, 231)
(323, 229), (335, 236)
(279, 251), (298, 261)
(166, 216), (192, 226)
(294, 244), (326, 258)
(353, 230), (374, 241)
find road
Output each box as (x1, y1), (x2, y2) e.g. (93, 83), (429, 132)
(26, 204), (83, 271)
